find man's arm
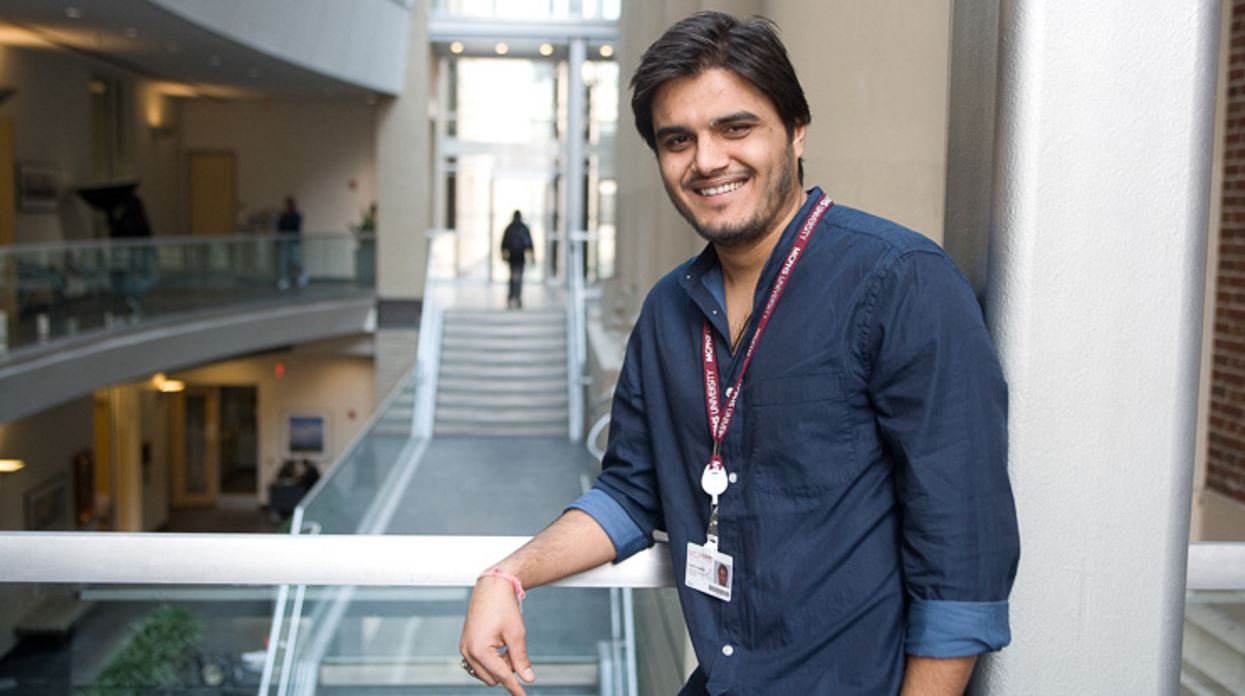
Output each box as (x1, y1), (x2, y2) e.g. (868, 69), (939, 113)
(459, 509), (616, 696)
(900, 656), (976, 696)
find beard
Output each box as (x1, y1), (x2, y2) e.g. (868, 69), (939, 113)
(664, 145), (799, 248)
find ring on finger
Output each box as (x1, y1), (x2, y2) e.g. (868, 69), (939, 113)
(460, 657), (477, 677)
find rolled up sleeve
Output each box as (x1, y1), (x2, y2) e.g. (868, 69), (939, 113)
(569, 321), (663, 563)
(864, 249), (1020, 657)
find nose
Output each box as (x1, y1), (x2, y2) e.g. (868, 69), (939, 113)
(693, 135), (729, 176)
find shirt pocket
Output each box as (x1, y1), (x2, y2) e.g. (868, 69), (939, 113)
(745, 372), (858, 498)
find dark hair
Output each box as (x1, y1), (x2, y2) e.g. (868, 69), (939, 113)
(630, 12), (811, 152)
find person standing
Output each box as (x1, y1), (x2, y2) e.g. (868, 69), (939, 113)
(460, 12), (1019, 695)
(277, 196), (305, 290)
(500, 210), (534, 308)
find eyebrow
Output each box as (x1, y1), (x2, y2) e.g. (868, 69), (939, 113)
(653, 111), (763, 142)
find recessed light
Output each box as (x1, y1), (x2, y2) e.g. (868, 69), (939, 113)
(0, 459), (25, 474)
(449, 41), (464, 54)
(124, 27), (138, 39)
(539, 43), (554, 56)
(599, 44), (614, 58)
(65, 7), (82, 19)
(494, 42), (509, 55)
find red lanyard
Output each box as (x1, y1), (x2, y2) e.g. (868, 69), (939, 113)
(701, 194), (833, 462)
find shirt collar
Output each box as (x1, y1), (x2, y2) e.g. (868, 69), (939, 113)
(679, 187), (826, 330)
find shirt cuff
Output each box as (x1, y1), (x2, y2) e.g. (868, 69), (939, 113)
(905, 599), (1011, 658)
(566, 488), (651, 562)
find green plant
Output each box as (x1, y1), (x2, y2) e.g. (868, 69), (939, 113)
(77, 606), (203, 696)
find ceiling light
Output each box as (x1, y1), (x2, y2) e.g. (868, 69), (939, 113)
(65, 7), (82, 19)
(152, 373), (185, 393)
(494, 42), (509, 55)
(449, 41), (464, 54)
(599, 44), (614, 58)
(539, 43), (554, 57)
(0, 459), (25, 474)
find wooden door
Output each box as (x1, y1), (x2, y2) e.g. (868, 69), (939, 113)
(187, 152), (236, 235)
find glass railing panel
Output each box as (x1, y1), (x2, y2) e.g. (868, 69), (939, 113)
(0, 583), (281, 694)
(1182, 589), (1245, 694)
(277, 584), (628, 695)
(297, 377), (418, 536)
(0, 232), (376, 355)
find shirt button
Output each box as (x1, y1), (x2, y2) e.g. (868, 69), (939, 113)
(722, 644), (734, 656)
(728, 472), (738, 484)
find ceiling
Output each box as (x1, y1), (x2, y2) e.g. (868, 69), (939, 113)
(0, 0), (378, 99)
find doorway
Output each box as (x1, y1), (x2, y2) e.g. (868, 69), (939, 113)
(187, 151), (237, 235)
(170, 385), (260, 507)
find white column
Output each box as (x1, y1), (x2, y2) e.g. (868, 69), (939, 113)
(566, 38), (588, 441)
(976, 2), (1220, 693)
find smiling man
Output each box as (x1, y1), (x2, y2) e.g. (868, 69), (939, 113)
(460, 12), (1019, 696)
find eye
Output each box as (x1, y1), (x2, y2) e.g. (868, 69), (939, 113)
(662, 134), (691, 151)
(723, 123), (753, 138)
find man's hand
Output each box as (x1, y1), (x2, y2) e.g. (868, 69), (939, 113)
(899, 655), (976, 696)
(460, 576), (536, 695)
(456, 510), (617, 695)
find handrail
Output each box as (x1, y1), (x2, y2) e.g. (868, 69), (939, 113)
(1187, 542), (1245, 590)
(0, 231), (374, 256)
(4, 536), (1245, 591)
(0, 231), (375, 256)
(0, 533), (673, 588)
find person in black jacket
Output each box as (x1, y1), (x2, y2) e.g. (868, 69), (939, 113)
(500, 211), (534, 308)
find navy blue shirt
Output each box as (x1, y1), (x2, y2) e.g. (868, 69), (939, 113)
(570, 188), (1019, 695)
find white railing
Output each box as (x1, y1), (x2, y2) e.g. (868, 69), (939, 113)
(566, 231), (592, 441)
(0, 533), (672, 587)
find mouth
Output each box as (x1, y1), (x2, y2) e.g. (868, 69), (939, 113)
(694, 179), (746, 198)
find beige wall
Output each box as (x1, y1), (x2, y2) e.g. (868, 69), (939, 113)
(767, 1), (952, 244)
(610, 2), (953, 322)
(172, 348), (376, 500)
(0, 40), (180, 242)
(180, 98), (378, 233)
(376, 2), (432, 300)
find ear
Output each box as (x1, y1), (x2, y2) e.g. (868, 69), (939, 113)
(791, 124), (807, 159)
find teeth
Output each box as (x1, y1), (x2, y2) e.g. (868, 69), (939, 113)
(698, 181), (743, 196)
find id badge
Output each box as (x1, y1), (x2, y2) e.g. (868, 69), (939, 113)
(685, 542), (733, 602)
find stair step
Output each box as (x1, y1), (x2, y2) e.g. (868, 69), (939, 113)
(436, 404), (566, 421)
(440, 351), (565, 366)
(439, 363), (566, 379)
(438, 392), (568, 408)
(442, 337), (567, 352)
(435, 423), (568, 437)
(1183, 609), (1245, 694)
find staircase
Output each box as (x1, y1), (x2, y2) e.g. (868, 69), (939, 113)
(434, 309), (569, 437)
(1181, 599), (1245, 695)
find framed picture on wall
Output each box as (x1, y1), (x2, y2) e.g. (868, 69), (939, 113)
(25, 473), (70, 531)
(283, 410), (329, 460)
(17, 160), (60, 213)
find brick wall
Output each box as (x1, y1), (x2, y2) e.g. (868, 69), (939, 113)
(1208, 0), (1245, 505)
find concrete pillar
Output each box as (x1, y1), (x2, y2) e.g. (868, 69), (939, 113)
(975, 2), (1220, 692)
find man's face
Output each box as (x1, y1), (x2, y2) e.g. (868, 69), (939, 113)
(650, 68), (806, 247)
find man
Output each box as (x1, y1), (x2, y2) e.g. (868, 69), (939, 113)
(277, 196), (306, 290)
(501, 210), (534, 308)
(460, 12), (1019, 695)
